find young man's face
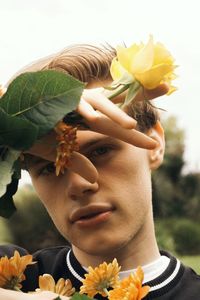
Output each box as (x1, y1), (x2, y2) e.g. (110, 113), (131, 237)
(28, 128), (159, 257)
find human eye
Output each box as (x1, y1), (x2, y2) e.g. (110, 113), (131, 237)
(38, 162), (56, 176)
(88, 145), (114, 161)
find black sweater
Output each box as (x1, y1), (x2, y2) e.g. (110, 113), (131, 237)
(0, 245), (200, 299)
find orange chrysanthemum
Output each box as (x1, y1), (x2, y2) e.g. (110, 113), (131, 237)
(54, 121), (79, 176)
(35, 274), (75, 297)
(108, 266), (150, 300)
(80, 258), (120, 298)
(0, 250), (34, 290)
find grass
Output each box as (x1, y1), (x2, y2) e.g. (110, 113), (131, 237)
(179, 255), (200, 274)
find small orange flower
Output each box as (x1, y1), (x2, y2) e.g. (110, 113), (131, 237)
(108, 266), (150, 300)
(0, 251), (34, 290)
(80, 258), (120, 298)
(54, 121), (79, 176)
(36, 274), (75, 297)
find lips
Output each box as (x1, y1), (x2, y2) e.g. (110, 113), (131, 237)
(70, 204), (114, 223)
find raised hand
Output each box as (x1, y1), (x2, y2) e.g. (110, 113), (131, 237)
(27, 83), (169, 183)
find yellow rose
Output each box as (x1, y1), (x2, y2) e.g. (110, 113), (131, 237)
(110, 36), (177, 94)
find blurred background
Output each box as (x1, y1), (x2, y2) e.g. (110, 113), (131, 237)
(0, 0), (200, 272)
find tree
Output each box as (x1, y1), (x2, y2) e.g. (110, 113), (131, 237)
(0, 184), (67, 252)
(153, 115), (185, 217)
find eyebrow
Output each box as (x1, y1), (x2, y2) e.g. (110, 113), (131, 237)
(23, 155), (49, 170)
(79, 136), (117, 152)
(24, 136), (118, 169)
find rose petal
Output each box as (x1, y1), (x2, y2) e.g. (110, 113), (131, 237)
(135, 64), (175, 89)
(131, 36), (154, 73)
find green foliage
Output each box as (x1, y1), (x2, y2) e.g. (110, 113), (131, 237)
(157, 116), (185, 184)
(0, 70), (84, 217)
(0, 184), (67, 252)
(124, 81), (140, 105)
(147, 116), (200, 257)
(0, 177), (18, 218)
(162, 115), (185, 156)
(155, 219), (175, 253)
(0, 150), (20, 197)
(173, 219), (200, 255)
(153, 115), (200, 220)
(0, 107), (38, 150)
(0, 70), (84, 146)
(71, 293), (95, 300)
(0, 217), (13, 244)
(178, 255), (200, 274)
(155, 218), (200, 256)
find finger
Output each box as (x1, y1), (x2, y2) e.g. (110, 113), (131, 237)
(87, 115), (157, 150)
(134, 83), (169, 102)
(68, 151), (98, 183)
(78, 98), (100, 120)
(26, 135), (98, 183)
(82, 88), (136, 129)
(110, 83), (169, 105)
(34, 291), (70, 299)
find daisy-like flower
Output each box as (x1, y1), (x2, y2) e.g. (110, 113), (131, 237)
(54, 121), (79, 176)
(80, 258), (120, 298)
(0, 250), (34, 290)
(108, 266), (150, 300)
(35, 274), (75, 297)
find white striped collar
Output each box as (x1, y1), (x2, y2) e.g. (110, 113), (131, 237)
(66, 249), (183, 295)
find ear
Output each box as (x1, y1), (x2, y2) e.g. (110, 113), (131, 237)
(147, 121), (165, 170)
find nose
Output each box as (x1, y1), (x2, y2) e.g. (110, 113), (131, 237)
(66, 171), (99, 200)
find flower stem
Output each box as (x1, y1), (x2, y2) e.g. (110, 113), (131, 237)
(13, 286), (22, 292)
(103, 288), (110, 297)
(104, 84), (130, 100)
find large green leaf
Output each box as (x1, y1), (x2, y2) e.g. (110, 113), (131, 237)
(0, 70), (84, 216)
(0, 149), (20, 198)
(0, 107), (38, 150)
(0, 70), (85, 137)
(0, 176), (18, 218)
(0, 155), (21, 218)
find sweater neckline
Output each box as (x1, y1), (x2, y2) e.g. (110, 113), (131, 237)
(66, 249), (184, 298)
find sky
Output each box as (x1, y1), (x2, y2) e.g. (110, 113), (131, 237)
(0, 0), (200, 185)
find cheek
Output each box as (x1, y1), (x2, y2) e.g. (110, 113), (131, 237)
(31, 178), (71, 238)
(100, 149), (151, 211)
(103, 148), (150, 185)
(31, 177), (62, 214)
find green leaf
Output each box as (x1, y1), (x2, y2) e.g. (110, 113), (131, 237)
(0, 156), (21, 218)
(124, 81), (140, 106)
(0, 70), (85, 137)
(0, 176), (18, 218)
(111, 71), (134, 86)
(0, 107), (38, 150)
(0, 149), (20, 198)
(71, 292), (95, 300)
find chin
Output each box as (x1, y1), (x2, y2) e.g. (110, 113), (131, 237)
(77, 237), (128, 257)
